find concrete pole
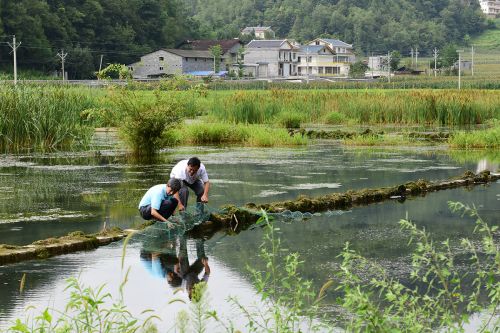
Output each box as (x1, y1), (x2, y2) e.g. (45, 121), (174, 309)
(7, 35), (21, 85)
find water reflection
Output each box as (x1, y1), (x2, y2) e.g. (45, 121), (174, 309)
(476, 159), (498, 173)
(139, 230), (211, 300)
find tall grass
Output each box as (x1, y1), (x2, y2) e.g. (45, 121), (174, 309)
(176, 123), (308, 147)
(207, 90), (500, 127)
(448, 123), (500, 148)
(0, 85), (96, 151)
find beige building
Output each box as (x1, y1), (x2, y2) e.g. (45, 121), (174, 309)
(479, 0), (500, 17)
(297, 45), (347, 76)
(241, 26), (275, 39)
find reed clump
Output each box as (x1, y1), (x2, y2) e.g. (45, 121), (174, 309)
(448, 123), (500, 149)
(0, 85), (96, 151)
(176, 122), (308, 147)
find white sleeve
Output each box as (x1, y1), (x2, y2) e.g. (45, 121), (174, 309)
(199, 164), (209, 183)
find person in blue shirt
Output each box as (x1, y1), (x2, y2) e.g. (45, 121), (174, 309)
(138, 178), (182, 222)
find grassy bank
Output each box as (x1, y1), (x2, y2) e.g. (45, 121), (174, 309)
(0, 85), (98, 151)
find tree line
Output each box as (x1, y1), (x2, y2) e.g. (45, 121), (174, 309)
(0, 0), (491, 79)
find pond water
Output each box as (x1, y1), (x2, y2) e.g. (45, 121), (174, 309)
(0, 137), (498, 331)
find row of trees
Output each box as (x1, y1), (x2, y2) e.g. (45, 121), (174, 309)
(0, 0), (199, 79)
(0, 0), (490, 79)
(187, 0), (489, 53)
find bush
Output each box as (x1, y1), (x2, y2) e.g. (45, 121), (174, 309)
(275, 111), (304, 128)
(324, 111), (347, 125)
(112, 90), (185, 155)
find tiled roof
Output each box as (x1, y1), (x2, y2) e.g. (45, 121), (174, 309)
(178, 39), (241, 53)
(321, 39), (352, 48)
(162, 49), (213, 58)
(246, 40), (288, 48)
(299, 45), (328, 54)
(242, 26), (273, 33)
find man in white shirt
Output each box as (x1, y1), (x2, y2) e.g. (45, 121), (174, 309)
(170, 157), (210, 211)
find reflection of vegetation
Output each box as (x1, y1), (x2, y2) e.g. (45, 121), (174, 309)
(447, 149), (500, 164)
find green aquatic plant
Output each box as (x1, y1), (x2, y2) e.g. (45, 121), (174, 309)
(335, 201), (500, 332)
(111, 89), (185, 156)
(0, 85), (96, 151)
(449, 124), (500, 149)
(176, 123), (308, 147)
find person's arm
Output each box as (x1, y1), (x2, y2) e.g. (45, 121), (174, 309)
(174, 192), (185, 211)
(201, 181), (210, 203)
(151, 208), (168, 222)
(201, 257), (210, 275)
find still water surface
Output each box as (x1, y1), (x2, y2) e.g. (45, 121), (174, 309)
(0, 140), (498, 330)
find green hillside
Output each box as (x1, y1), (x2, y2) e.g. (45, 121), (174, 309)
(471, 19), (500, 52)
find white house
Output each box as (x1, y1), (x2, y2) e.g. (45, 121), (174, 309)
(479, 0), (500, 17)
(241, 27), (276, 39)
(297, 45), (345, 76)
(308, 38), (356, 63)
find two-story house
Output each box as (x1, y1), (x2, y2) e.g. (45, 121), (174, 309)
(307, 38), (355, 76)
(243, 40), (298, 78)
(177, 39), (243, 66)
(479, 0), (500, 17)
(297, 44), (341, 76)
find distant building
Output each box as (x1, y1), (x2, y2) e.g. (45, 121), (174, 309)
(177, 39), (243, 64)
(243, 40), (298, 78)
(454, 60), (473, 71)
(479, 0), (500, 17)
(368, 55), (389, 71)
(307, 38), (356, 63)
(241, 26), (275, 39)
(297, 44), (349, 76)
(128, 49), (216, 79)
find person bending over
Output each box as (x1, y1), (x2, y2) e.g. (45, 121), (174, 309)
(170, 157), (210, 211)
(138, 178), (182, 222)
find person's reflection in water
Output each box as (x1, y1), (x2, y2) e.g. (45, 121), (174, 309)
(177, 235), (211, 300)
(476, 159), (498, 173)
(140, 234), (210, 300)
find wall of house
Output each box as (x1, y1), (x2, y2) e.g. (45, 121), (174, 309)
(182, 57), (214, 72)
(129, 50), (183, 78)
(244, 48), (280, 77)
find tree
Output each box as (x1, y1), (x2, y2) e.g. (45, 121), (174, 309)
(349, 61), (368, 78)
(390, 51), (401, 71)
(209, 44), (222, 74)
(440, 44), (459, 68)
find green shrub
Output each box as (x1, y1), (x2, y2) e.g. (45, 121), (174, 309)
(113, 90), (184, 155)
(275, 111), (304, 128)
(324, 111), (347, 125)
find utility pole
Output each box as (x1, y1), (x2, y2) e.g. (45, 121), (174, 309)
(57, 49), (68, 81)
(433, 48), (439, 77)
(387, 52), (392, 83)
(410, 48), (414, 68)
(471, 45), (474, 77)
(99, 54), (104, 72)
(415, 47), (419, 70)
(306, 47), (310, 84)
(7, 35), (21, 85)
(456, 49), (464, 90)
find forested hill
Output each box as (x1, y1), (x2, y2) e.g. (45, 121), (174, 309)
(0, 0), (199, 78)
(186, 0), (487, 53)
(0, 0), (489, 78)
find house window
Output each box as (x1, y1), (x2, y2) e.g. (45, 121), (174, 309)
(159, 66), (164, 70)
(186, 58), (189, 62)
(159, 57), (164, 61)
(297, 56), (301, 62)
(195, 58), (198, 61)
(315, 41), (320, 45)
(318, 67), (323, 74)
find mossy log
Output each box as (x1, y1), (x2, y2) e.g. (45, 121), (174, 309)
(190, 170), (499, 237)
